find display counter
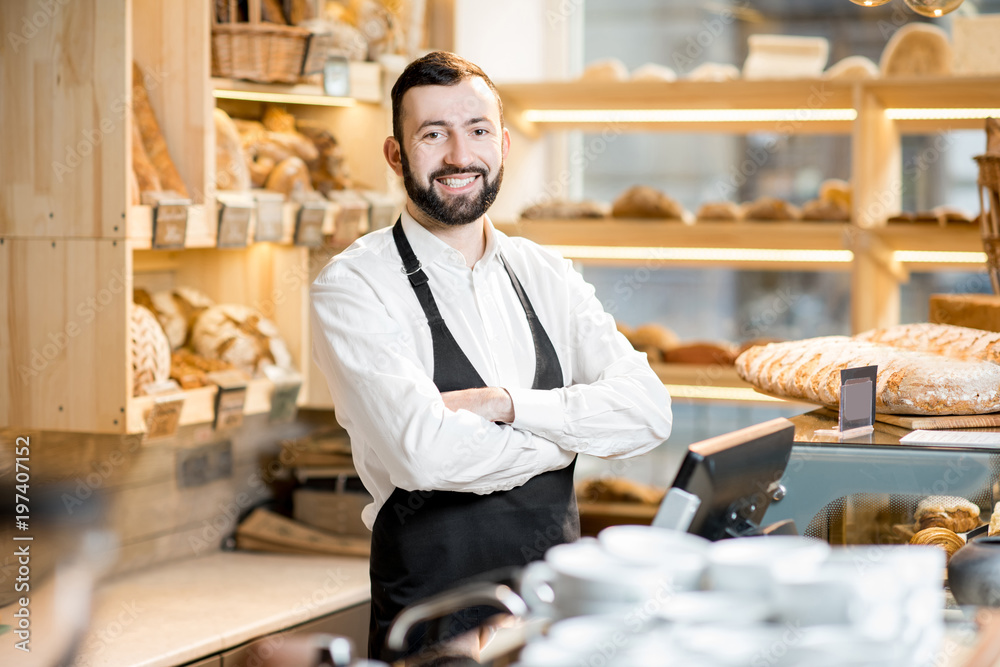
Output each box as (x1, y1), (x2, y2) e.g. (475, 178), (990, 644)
(765, 409), (1000, 545)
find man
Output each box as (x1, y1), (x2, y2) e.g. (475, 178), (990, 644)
(310, 51), (672, 661)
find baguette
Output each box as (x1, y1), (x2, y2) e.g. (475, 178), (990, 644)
(131, 114), (162, 193)
(735, 337), (1000, 415)
(132, 62), (188, 197)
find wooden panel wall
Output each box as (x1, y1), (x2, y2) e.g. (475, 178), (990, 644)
(2, 238), (129, 433)
(132, 0), (212, 204)
(0, 0), (129, 238)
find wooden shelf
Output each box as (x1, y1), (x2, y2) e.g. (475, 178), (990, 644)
(498, 76), (1000, 135)
(211, 61), (383, 105)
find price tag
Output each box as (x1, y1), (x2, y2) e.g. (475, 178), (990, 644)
(144, 393), (185, 441)
(152, 201), (189, 249)
(207, 370), (248, 431)
(295, 202), (326, 247)
(323, 56), (351, 97)
(254, 195), (286, 242)
(217, 202), (252, 248)
(269, 379), (302, 423)
(839, 365), (877, 434)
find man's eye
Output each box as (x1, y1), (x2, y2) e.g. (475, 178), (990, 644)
(425, 131), (443, 140)
(472, 129), (488, 136)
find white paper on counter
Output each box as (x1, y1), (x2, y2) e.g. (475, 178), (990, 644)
(899, 429), (1000, 448)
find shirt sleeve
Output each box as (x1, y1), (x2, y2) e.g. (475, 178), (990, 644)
(310, 270), (575, 494)
(508, 255), (673, 459)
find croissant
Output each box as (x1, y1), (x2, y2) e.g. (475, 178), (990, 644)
(914, 496), (981, 533)
(910, 527), (965, 563)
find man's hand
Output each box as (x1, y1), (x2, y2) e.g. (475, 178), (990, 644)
(441, 387), (515, 424)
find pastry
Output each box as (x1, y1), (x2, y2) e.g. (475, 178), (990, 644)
(520, 199), (610, 220)
(734, 336), (1000, 415)
(686, 62), (740, 82)
(297, 119), (353, 193)
(580, 58), (629, 82)
(262, 105), (297, 133)
(663, 342), (737, 366)
(989, 502), (1000, 537)
(880, 23), (953, 78)
(854, 322), (1000, 365)
(612, 185), (687, 220)
(741, 197), (800, 221)
(170, 348), (237, 389)
(909, 527), (965, 563)
(132, 62), (188, 197)
(914, 496), (981, 533)
(823, 55), (879, 80)
(214, 108), (251, 191)
(630, 63), (676, 82)
(696, 201), (742, 221)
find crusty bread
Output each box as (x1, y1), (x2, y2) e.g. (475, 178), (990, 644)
(521, 199), (610, 220)
(741, 197), (800, 221)
(987, 117), (1000, 155)
(580, 58), (629, 82)
(854, 322), (1000, 365)
(687, 62), (740, 82)
(735, 336), (1000, 415)
(133, 62), (188, 197)
(823, 55), (879, 80)
(612, 185), (687, 220)
(696, 201), (742, 221)
(630, 63), (676, 82)
(990, 502), (1000, 537)
(801, 199), (849, 221)
(880, 23), (952, 78)
(663, 342), (737, 366)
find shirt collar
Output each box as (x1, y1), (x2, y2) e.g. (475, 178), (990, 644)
(399, 208), (503, 269)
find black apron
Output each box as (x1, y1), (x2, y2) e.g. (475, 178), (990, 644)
(368, 219), (579, 660)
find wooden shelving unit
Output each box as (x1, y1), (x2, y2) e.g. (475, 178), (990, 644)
(496, 75), (1000, 334)
(0, 0), (390, 433)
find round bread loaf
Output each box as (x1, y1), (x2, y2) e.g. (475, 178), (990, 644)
(631, 63), (677, 82)
(131, 304), (172, 396)
(880, 23), (953, 78)
(696, 201), (742, 221)
(663, 342), (737, 366)
(801, 199), (849, 221)
(741, 197), (800, 221)
(612, 185), (687, 220)
(687, 62), (740, 82)
(521, 199), (610, 220)
(580, 58), (629, 81)
(191, 303), (294, 376)
(629, 323), (680, 358)
(823, 55), (879, 80)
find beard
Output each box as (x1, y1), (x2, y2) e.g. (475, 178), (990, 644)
(400, 149), (503, 227)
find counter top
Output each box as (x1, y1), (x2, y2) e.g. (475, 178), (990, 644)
(71, 552), (370, 667)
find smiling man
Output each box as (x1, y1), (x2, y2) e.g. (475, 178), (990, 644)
(310, 51), (673, 661)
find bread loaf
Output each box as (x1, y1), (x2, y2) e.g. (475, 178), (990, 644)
(735, 336), (1000, 415)
(696, 201), (742, 221)
(687, 62), (740, 82)
(801, 199), (849, 221)
(580, 58), (629, 81)
(663, 342), (737, 366)
(742, 197), (800, 221)
(521, 199), (610, 219)
(190, 304), (294, 376)
(265, 156), (312, 197)
(131, 304), (171, 396)
(576, 477), (666, 506)
(990, 502), (1000, 537)
(819, 179), (851, 209)
(879, 23), (952, 78)
(630, 63), (676, 82)
(823, 55), (879, 80)
(854, 322), (1000, 365)
(131, 115), (162, 193)
(987, 117), (1000, 155)
(214, 108), (251, 191)
(132, 62), (188, 197)
(612, 186), (687, 220)
(263, 105), (297, 133)
(909, 527), (965, 562)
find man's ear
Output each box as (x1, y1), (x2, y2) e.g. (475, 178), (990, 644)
(383, 136), (404, 177)
(501, 127), (511, 160)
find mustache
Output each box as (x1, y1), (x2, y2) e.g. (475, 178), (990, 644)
(429, 165), (489, 180)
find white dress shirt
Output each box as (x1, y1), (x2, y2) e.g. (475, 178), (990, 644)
(310, 210), (673, 529)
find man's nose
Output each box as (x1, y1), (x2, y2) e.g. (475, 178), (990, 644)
(443, 133), (474, 168)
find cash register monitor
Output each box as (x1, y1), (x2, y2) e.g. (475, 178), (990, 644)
(665, 417), (795, 541)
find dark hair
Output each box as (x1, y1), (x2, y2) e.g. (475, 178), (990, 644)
(390, 51), (504, 144)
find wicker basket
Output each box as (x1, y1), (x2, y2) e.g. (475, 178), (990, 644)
(211, 0), (311, 84)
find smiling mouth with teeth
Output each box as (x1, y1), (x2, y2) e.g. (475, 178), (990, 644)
(438, 175), (479, 189)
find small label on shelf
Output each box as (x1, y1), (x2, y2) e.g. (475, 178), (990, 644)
(254, 195), (285, 243)
(151, 200), (190, 249)
(269, 379), (302, 424)
(322, 55), (351, 96)
(207, 370), (248, 431)
(295, 202), (326, 247)
(839, 365), (877, 433)
(144, 393), (185, 441)
(217, 201), (252, 248)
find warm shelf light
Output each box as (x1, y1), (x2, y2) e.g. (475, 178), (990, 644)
(212, 89), (356, 107)
(892, 250), (988, 264)
(547, 245), (854, 264)
(663, 384), (787, 403)
(522, 109), (858, 124)
(885, 108), (1000, 121)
